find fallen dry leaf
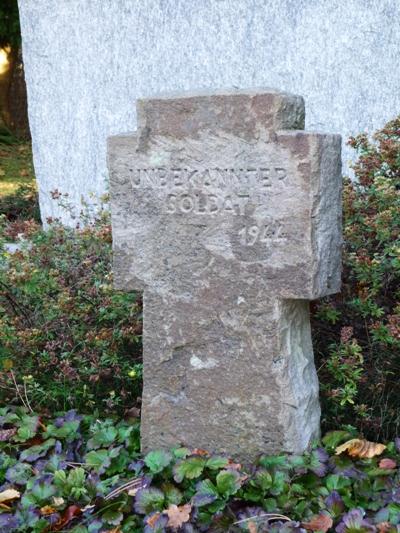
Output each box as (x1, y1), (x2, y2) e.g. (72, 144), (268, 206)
(146, 512), (162, 528)
(52, 497), (65, 507)
(0, 503), (12, 511)
(19, 168), (29, 177)
(377, 522), (392, 533)
(0, 489), (20, 504)
(379, 458), (397, 469)
(302, 513), (333, 532)
(192, 448), (209, 456)
(164, 504), (192, 529)
(40, 505), (57, 516)
(53, 504), (82, 531)
(335, 439), (386, 458)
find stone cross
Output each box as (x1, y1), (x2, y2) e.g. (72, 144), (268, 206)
(108, 89), (342, 462)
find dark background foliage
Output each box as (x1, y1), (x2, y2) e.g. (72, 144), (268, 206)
(0, 208), (142, 415)
(313, 117), (400, 441)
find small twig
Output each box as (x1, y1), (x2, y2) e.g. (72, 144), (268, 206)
(23, 379), (34, 413)
(105, 477), (145, 500)
(9, 370), (28, 410)
(0, 280), (33, 326)
(234, 513), (292, 526)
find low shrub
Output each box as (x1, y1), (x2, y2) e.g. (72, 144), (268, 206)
(0, 408), (399, 532)
(0, 208), (142, 415)
(0, 140), (39, 223)
(313, 116), (400, 441)
(0, 183), (40, 223)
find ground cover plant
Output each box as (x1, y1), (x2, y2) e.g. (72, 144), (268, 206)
(0, 116), (399, 531)
(0, 204), (142, 415)
(312, 116), (400, 441)
(0, 408), (399, 532)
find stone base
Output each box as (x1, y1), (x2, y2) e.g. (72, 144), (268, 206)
(141, 293), (320, 462)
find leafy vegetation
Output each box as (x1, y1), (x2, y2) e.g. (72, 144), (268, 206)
(0, 409), (399, 532)
(0, 206), (142, 415)
(0, 141), (36, 198)
(0, 111), (399, 530)
(0, 139), (39, 226)
(313, 116), (400, 441)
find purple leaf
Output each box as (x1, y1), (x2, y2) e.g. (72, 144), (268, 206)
(392, 487), (400, 504)
(0, 514), (20, 531)
(54, 410), (82, 428)
(192, 492), (217, 507)
(128, 459), (145, 474)
(336, 508), (376, 533)
(314, 447), (330, 463)
(326, 491), (345, 515)
(6, 462), (32, 485)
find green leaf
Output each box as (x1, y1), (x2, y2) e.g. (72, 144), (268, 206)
(31, 481), (57, 504)
(173, 447), (191, 459)
(15, 415), (39, 442)
(288, 455), (307, 468)
(44, 420), (81, 440)
(19, 438), (56, 462)
(173, 456), (206, 482)
(144, 449), (173, 473)
(270, 471), (287, 496)
(216, 469), (242, 497)
(134, 487), (165, 514)
(162, 482), (183, 505)
(107, 448), (131, 475)
(87, 424), (118, 449)
(54, 470), (67, 485)
(264, 497), (278, 512)
(196, 478), (219, 496)
(85, 449), (111, 472)
(254, 469), (273, 491)
(68, 467), (86, 487)
(322, 430), (353, 450)
(388, 503), (400, 523)
(102, 509), (124, 526)
(367, 468), (395, 477)
(325, 474), (352, 491)
(259, 455), (288, 468)
(205, 456), (229, 470)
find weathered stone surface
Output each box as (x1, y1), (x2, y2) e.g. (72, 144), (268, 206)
(108, 90), (342, 461)
(19, 0), (400, 224)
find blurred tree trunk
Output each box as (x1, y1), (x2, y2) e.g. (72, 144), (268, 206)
(8, 47), (30, 138)
(0, 46), (30, 139)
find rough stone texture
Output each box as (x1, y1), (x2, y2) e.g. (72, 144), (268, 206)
(19, 0), (399, 224)
(108, 90), (342, 461)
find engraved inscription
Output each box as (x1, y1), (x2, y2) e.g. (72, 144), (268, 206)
(130, 167), (287, 189)
(238, 221), (287, 246)
(166, 193), (250, 215)
(130, 166), (287, 216)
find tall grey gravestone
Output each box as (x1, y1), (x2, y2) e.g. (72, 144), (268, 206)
(108, 89), (342, 461)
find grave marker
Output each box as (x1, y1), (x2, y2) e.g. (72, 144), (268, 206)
(108, 89), (342, 461)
